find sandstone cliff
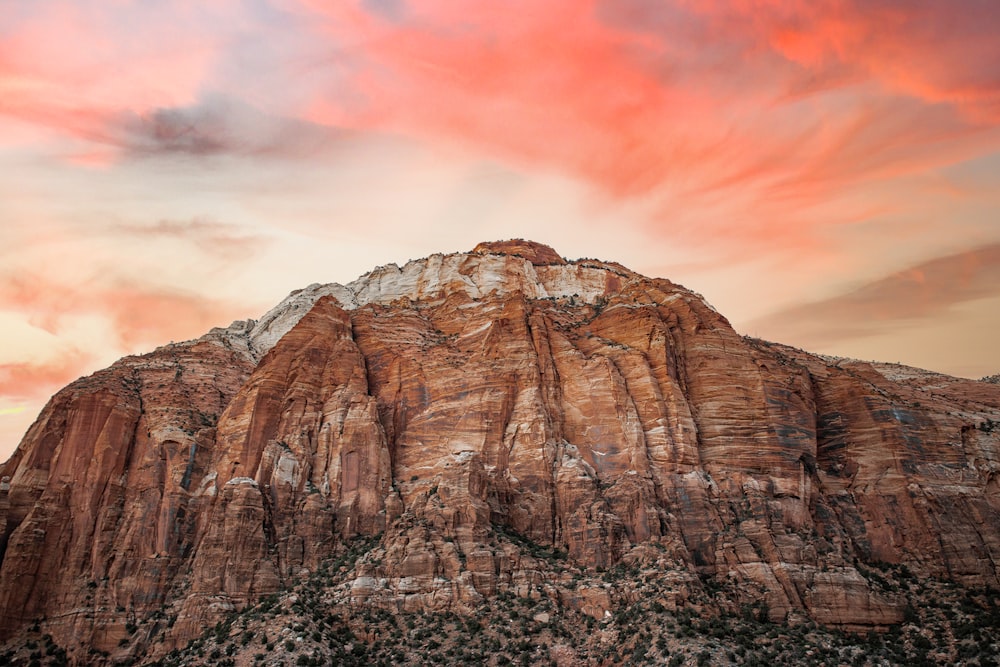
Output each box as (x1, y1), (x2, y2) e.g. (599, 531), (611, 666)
(1, 240), (998, 664)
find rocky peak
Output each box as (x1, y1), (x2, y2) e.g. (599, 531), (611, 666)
(1, 242), (998, 665)
(216, 241), (650, 362)
(471, 239), (567, 265)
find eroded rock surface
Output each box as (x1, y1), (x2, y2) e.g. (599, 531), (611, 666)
(1, 240), (998, 662)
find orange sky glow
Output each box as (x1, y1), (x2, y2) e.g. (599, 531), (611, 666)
(2, 0), (1000, 460)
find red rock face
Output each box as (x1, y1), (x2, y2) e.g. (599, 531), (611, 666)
(171, 297), (394, 642)
(472, 239), (568, 265)
(0, 338), (254, 652)
(1, 241), (998, 659)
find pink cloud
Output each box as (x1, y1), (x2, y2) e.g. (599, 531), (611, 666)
(6, 0), (998, 219)
(300, 0), (722, 198)
(0, 271), (250, 351)
(0, 352), (93, 403)
(1, 0), (998, 265)
(0, 7), (209, 102)
(748, 243), (1000, 347)
(735, 3), (982, 128)
(684, 0), (1000, 122)
(284, 0), (1000, 253)
(0, 2), (220, 156)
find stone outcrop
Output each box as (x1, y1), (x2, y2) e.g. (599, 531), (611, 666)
(0, 338), (254, 654)
(0, 240), (998, 662)
(473, 238), (568, 265)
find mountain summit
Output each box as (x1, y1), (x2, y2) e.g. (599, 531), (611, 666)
(1, 241), (998, 664)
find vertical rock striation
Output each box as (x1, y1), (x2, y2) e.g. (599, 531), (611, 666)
(0, 240), (998, 661)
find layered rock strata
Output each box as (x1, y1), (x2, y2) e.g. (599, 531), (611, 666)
(0, 240), (998, 662)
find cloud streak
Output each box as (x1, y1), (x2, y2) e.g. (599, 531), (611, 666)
(0, 271), (251, 351)
(5, 0), (999, 233)
(748, 243), (1000, 348)
(99, 96), (346, 161)
(280, 0), (1000, 255)
(108, 218), (266, 260)
(0, 352), (93, 403)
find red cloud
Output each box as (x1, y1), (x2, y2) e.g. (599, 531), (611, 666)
(766, 1), (1000, 122)
(0, 272), (251, 352)
(0, 352), (93, 403)
(289, 0), (1000, 251)
(109, 218), (265, 260)
(3, 0), (999, 257)
(0, 270), (255, 447)
(300, 0), (722, 198)
(7, 0), (998, 206)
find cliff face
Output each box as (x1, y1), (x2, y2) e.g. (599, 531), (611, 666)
(0, 336), (255, 653)
(1, 240), (999, 662)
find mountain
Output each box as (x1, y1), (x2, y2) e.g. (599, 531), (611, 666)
(1, 240), (998, 665)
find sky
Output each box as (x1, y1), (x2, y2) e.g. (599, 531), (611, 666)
(2, 0), (1000, 461)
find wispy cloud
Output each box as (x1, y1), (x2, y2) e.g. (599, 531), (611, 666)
(282, 0), (1000, 258)
(5, 0), (999, 236)
(0, 351), (93, 402)
(100, 96), (344, 160)
(745, 0), (1000, 123)
(0, 212), (268, 337)
(0, 271), (251, 351)
(0, 3), (348, 164)
(748, 243), (1000, 348)
(108, 217), (266, 260)
(3, 95), (346, 165)
(0, 2), (217, 124)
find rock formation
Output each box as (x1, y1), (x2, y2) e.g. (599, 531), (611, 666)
(0, 240), (998, 664)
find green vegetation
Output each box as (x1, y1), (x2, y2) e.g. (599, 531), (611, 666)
(492, 523), (568, 564)
(140, 568), (999, 667)
(4, 532), (999, 666)
(145, 531), (1000, 667)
